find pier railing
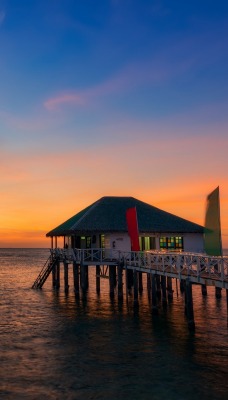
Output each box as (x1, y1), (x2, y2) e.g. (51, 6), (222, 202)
(50, 248), (228, 289)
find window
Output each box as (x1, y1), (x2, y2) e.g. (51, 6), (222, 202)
(86, 236), (91, 249)
(159, 236), (183, 250)
(100, 234), (105, 248)
(140, 236), (156, 250)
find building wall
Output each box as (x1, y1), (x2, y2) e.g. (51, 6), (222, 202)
(68, 232), (204, 254)
(105, 232), (205, 253)
(183, 233), (204, 253)
(105, 233), (131, 252)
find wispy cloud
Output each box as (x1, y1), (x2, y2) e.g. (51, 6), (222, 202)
(44, 93), (86, 111)
(43, 57), (187, 111)
(0, 10), (5, 25)
(43, 26), (227, 112)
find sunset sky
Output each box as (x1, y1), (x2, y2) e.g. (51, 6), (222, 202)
(0, 0), (228, 248)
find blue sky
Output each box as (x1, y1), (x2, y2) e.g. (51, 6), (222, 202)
(0, 0), (228, 246)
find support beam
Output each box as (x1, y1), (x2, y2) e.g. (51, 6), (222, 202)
(138, 272), (143, 294)
(127, 269), (133, 290)
(55, 260), (60, 289)
(117, 264), (123, 299)
(85, 266), (89, 290)
(180, 279), (186, 293)
(161, 275), (167, 305)
(167, 277), (173, 300)
(215, 287), (222, 299)
(63, 261), (69, 292)
(201, 284), (207, 296)
(133, 269), (139, 304)
(147, 273), (151, 291)
(80, 264), (87, 292)
(96, 265), (100, 295)
(151, 275), (158, 314)
(125, 267), (129, 297)
(226, 289), (228, 327)
(156, 275), (161, 299)
(109, 265), (115, 298)
(52, 262), (56, 288)
(185, 279), (195, 331)
(73, 262), (79, 296)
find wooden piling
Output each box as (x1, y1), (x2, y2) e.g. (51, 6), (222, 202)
(138, 272), (143, 294)
(156, 275), (161, 299)
(96, 265), (100, 295)
(73, 262), (79, 296)
(161, 275), (167, 305)
(133, 270), (139, 304)
(226, 289), (228, 327)
(55, 260), (60, 289)
(85, 266), (89, 289)
(52, 262), (56, 288)
(127, 269), (134, 290)
(151, 274), (158, 314)
(117, 264), (123, 299)
(109, 265), (115, 298)
(80, 264), (87, 292)
(167, 277), (173, 300)
(113, 266), (117, 288)
(214, 263), (222, 298)
(147, 273), (151, 291)
(215, 287), (222, 299)
(180, 279), (186, 293)
(125, 267), (129, 297)
(185, 279), (195, 331)
(63, 261), (69, 292)
(201, 284), (207, 296)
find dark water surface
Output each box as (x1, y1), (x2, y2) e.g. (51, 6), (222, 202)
(0, 249), (227, 400)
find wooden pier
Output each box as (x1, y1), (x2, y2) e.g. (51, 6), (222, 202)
(32, 248), (228, 330)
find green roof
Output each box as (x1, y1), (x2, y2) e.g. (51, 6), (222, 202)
(46, 196), (204, 237)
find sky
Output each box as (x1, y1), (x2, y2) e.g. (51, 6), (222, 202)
(0, 0), (228, 248)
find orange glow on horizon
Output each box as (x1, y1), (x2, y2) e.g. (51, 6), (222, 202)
(0, 188), (227, 248)
(1, 134), (227, 248)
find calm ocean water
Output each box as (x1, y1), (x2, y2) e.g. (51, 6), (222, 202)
(0, 248), (227, 400)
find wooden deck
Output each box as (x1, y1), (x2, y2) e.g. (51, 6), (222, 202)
(50, 248), (228, 289)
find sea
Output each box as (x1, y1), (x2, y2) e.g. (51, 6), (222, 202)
(0, 248), (227, 400)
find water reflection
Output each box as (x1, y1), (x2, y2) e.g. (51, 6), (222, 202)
(0, 249), (227, 400)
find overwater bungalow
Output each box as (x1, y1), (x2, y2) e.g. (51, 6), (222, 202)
(46, 196), (204, 253)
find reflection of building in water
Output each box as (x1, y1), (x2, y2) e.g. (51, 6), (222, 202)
(46, 196), (204, 253)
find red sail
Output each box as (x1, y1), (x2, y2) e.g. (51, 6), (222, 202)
(126, 207), (140, 251)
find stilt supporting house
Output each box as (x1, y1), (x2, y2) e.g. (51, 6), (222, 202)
(138, 272), (143, 294)
(133, 269), (139, 304)
(215, 287), (222, 299)
(109, 266), (116, 298)
(63, 261), (69, 292)
(32, 248), (228, 331)
(117, 264), (123, 300)
(96, 265), (100, 294)
(167, 277), (173, 300)
(156, 275), (161, 299)
(180, 279), (186, 293)
(185, 279), (195, 331)
(201, 284), (207, 296)
(56, 260), (60, 289)
(73, 262), (80, 296)
(151, 274), (158, 314)
(161, 276), (167, 305)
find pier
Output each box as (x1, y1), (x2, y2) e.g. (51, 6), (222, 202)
(32, 248), (228, 330)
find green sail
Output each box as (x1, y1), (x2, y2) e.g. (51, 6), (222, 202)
(204, 186), (222, 256)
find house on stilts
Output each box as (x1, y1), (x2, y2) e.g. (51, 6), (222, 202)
(32, 195), (228, 331)
(46, 196), (205, 253)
